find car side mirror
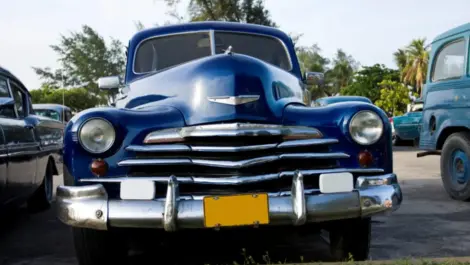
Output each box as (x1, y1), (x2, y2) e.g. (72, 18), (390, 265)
(305, 72), (325, 86)
(98, 76), (121, 91)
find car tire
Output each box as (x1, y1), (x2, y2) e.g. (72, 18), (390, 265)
(73, 227), (128, 265)
(392, 134), (402, 146)
(413, 137), (420, 147)
(440, 132), (470, 201)
(328, 217), (371, 261)
(27, 161), (53, 213)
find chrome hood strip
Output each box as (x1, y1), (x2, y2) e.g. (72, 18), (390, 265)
(126, 138), (339, 153)
(143, 123), (323, 144)
(117, 152), (349, 168)
(79, 167), (385, 185)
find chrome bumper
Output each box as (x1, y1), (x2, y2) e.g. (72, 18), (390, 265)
(56, 173), (402, 231)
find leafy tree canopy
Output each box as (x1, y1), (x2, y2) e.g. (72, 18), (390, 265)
(165, 0), (277, 27)
(30, 85), (103, 113)
(374, 79), (411, 116)
(32, 25), (126, 102)
(340, 64), (400, 103)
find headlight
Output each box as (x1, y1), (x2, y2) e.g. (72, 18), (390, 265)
(349, 110), (384, 145)
(78, 118), (116, 154)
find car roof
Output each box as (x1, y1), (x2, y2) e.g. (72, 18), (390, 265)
(432, 22), (470, 44)
(131, 21), (292, 45)
(0, 66), (31, 96)
(33, 103), (71, 112)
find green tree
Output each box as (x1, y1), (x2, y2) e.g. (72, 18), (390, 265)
(30, 85), (102, 113)
(32, 25), (126, 103)
(165, 0), (276, 26)
(374, 79), (411, 116)
(327, 49), (359, 95)
(340, 64), (400, 103)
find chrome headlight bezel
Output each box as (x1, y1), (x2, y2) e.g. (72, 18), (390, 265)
(78, 118), (116, 154)
(348, 110), (384, 145)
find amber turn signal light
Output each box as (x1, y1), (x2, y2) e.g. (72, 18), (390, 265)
(90, 159), (108, 177)
(358, 150), (373, 167)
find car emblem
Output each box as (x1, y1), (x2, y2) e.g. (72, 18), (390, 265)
(207, 95), (260, 105)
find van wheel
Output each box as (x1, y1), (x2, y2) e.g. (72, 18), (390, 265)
(392, 135), (402, 146)
(73, 228), (128, 265)
(329, 218), (371, 261)
(441, 132), (470, 201)
(27, 162), (53, 213)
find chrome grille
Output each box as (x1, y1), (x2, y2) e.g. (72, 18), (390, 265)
(113, 123), (383, 196)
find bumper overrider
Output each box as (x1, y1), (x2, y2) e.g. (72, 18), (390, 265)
(56, 172), (402, 231)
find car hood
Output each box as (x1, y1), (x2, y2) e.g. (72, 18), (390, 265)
(117, 53), (305, 126)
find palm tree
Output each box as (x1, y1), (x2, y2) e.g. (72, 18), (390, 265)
(393, 48), (407, 71)
(401, 38), (429, 96)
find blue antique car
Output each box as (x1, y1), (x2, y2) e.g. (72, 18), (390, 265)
(0, 67), (63, 214)
(313, 95), (372, 107)
(56, 21), (402, 264)
(33, 103), (73, 123)
(391, 100), (423, 146)
(418, 22), (470, 201)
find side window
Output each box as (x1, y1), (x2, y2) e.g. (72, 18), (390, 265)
(65, 110), (73, 122)
(432, 39), (466, 82)
(9, 82), (27, 118)
(0, 77), (15, 118)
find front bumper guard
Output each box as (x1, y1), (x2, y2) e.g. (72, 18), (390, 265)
(56, 172), (402, 231)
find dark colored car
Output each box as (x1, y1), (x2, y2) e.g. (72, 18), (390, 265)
(391, 100), (423, 146)
(56, 21), (402, 264)
(0, 67), (63, 213)
(33, 103), (73, 123)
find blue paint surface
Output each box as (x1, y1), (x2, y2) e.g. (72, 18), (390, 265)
(419, 23), (470, 151)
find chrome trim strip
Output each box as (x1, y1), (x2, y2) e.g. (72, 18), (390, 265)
(79, 168), (386, 185)
(143, 123), (322, 144)
(277, 138), (338, 148)
(118, 158), (191, 166)
(117, 152), (349, 168)
(127, 138), (337, 153)
(292, 170), (306, 226)
(207, 95), (260, 105)
(209, 29), (216, 55)
(126, 144), (191, 152)
(163, 175), (179, 232)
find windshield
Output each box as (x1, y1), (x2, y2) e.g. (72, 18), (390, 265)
(34, 109), (61, 121)
(214, 32), (291, 70)
(133, 31), (291, 73)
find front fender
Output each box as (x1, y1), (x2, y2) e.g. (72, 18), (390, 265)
(63, 106), (186, 183)
(283, 102), (393, 173)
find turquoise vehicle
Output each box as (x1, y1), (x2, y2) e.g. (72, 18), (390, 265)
(391, 100), (423, 146)
(312, 96), (372, 107)
(418, 22), (470, 201)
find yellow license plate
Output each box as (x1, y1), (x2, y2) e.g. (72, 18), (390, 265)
(203, 194), (269, 228)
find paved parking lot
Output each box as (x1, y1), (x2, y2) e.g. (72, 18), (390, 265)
(1, 147), (470, 265)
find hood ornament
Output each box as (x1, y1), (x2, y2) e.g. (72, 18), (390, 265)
(207, 95), (260, 105)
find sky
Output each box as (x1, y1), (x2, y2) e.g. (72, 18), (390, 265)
(1, 0), (470, 90)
